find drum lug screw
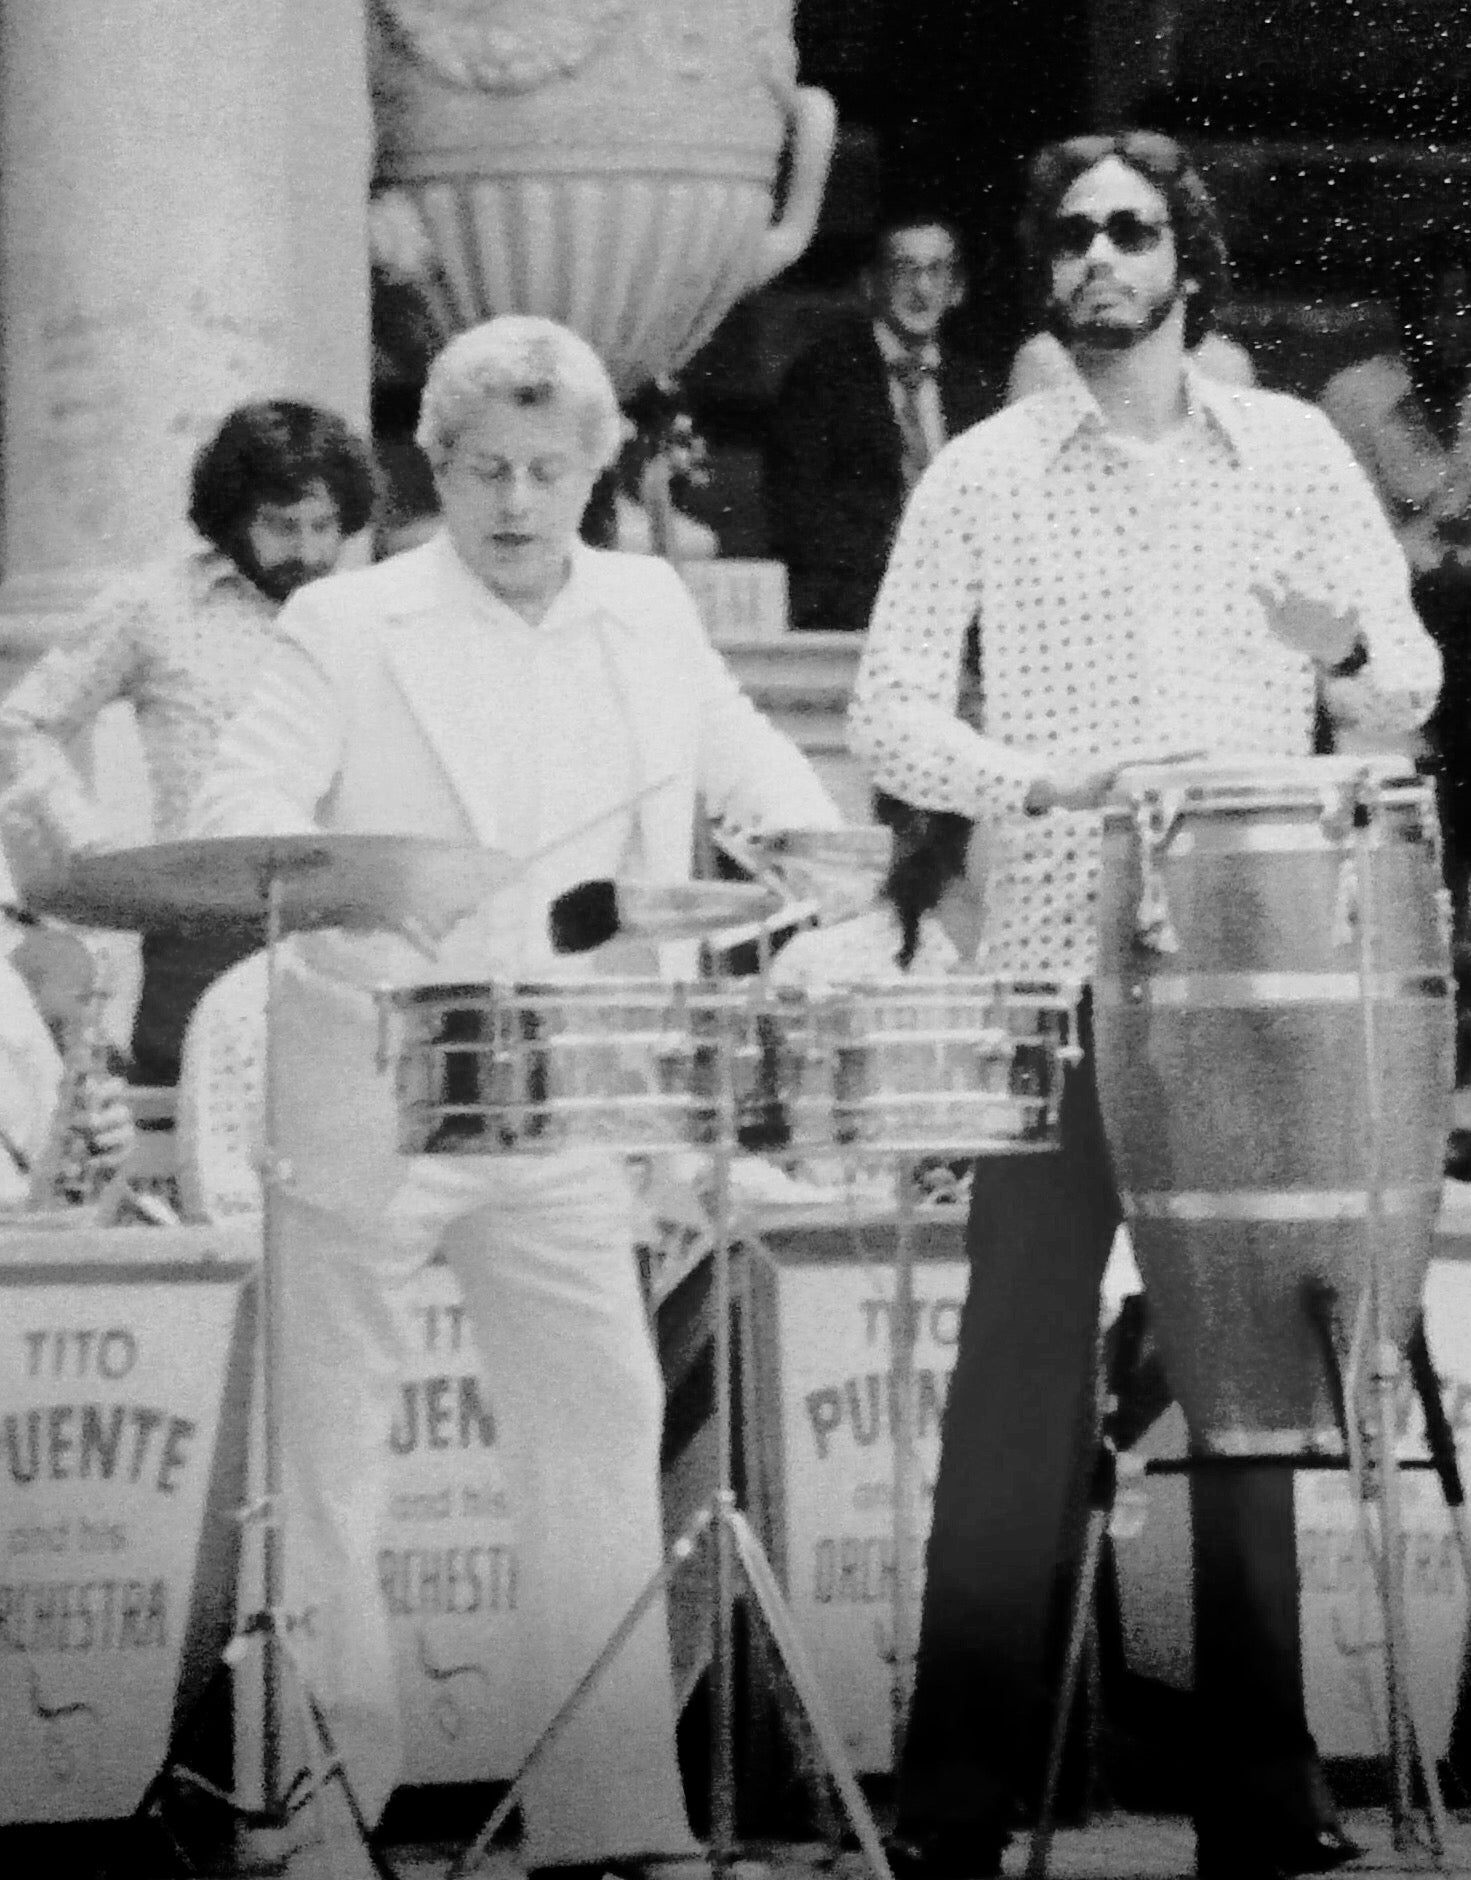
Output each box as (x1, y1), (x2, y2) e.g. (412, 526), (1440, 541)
(373, 987), (393, 1074)
(1331, 854), (1360, 950)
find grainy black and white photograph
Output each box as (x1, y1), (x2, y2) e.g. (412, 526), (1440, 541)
(5, 3), (1471, 1876)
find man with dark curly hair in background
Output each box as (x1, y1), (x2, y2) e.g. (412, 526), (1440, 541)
(0, 398), (377, 1082)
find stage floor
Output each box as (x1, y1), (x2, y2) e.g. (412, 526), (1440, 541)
(15, 1800), (1471, 1879)
(301, 1812), (1471, 1880)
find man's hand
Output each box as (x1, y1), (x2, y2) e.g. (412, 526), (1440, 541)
(78, 1072), (135, 1177)
(1024, 746), (1206, 814)
(1249, 575), (1363, 671)
(392, 867), (516, 959)
(0, 752), (108, 889)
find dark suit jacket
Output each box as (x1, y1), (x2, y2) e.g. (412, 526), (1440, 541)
(765, 315), (999, 631)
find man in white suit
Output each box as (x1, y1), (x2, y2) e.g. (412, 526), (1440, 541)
(190, 316), (842, 1874)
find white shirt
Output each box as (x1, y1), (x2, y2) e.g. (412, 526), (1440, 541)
(850, 369), (1442, 982)
(428, 539), (649, 981)
(0, 539), (287, 845)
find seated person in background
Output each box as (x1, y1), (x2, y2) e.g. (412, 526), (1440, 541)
(0, 885), (134, 1208)
(1320, 236), (1471, 957)
(1007, 323), (1256, 400)
(765, 213), (1000, 631)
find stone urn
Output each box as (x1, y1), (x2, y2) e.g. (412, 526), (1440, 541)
(369, 0), (835, 392)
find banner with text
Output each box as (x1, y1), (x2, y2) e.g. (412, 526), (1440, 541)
(748, 1233), (967, 1774)
(0, 1250), (254, 1823)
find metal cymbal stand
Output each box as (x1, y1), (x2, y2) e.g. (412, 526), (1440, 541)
(453, 984), (893, 1880)
(140, 862), (395, 1880)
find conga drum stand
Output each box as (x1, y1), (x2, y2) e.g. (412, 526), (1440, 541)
(1030, 778), (1457, 1877)
(450, 998), (894, 1880)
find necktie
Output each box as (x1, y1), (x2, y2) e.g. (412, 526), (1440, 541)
(892, 353), (937, 492)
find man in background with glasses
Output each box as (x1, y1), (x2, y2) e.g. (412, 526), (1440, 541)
(851, 131), (1441, 1880)
(766, 212), (998, 631)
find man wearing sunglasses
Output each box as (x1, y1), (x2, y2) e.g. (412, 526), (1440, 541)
(851, 131), (1442, 1880)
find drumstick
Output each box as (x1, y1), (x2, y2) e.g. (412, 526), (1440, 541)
(515, 771), (680, 877)
(400, 773), (683, 952)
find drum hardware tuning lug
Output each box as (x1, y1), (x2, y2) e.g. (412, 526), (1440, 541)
(373, 987), (393, 1074)
(1131, 791), (1182, 955)
(654, 1039), (693, 1096)
(1436, 887), (1454, 955)
(1317, 782), (1357, 846)
(1331, 853), (1361, 950)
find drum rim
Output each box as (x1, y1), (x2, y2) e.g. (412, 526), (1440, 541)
(384, 976), (682, 1007)
(1100, 780), (1430, 824)
(1110, 752), (1422, 789)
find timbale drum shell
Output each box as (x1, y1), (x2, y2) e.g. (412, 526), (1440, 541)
(1093, 764), (1453, 1456)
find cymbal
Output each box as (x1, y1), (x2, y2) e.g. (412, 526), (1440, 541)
(25, 834), (517, 936)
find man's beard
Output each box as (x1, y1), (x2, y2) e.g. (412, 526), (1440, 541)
(1047, 277), (1183, 354)
(228, 540), (330, 604)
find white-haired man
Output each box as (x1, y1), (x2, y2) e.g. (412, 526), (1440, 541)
(189, 316), (843, 1874)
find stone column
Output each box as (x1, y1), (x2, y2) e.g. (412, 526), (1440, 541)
(0, 0), (373, 656)
(0, 0), (372, 1029)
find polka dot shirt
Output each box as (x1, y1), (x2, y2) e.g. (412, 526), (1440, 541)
(0, 541), (288, 842)
(850, 370), (1443, 982)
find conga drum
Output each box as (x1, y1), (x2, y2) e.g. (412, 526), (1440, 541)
(1093, 754), (1453, 1456)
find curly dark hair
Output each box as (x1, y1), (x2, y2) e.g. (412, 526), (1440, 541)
(188, 400), (378, 550)
(1017, 130), (1230, 351)
(873, 788), (974, 971)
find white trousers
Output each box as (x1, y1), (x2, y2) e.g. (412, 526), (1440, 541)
(266, 950), (696, 1862)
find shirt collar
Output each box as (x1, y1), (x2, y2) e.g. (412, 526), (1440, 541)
(873, 320), (942, 377)
(434, 529), (632, 635)
(1030, 360), (1249, 467)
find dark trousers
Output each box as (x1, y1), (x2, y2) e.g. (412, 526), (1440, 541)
(896, 1038), (1321, 1839)
(129, 926), (261, 1087)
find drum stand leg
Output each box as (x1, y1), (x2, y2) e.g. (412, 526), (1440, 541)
(451, 1120), (893, 1880)
(1306, 1284), (1449, 1862)
(1025, 1299), (1148, 1880)
(1343, 801), (1450, 1860)
(1405, 1316), (1471, 1787)
(134, 869), (393, 1880)
(886, 1159), (920, 1769)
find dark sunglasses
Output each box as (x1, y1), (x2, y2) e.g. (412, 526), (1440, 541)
(1048, 210), (1170, 258)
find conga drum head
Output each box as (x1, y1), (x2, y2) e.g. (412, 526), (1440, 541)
(1107, 751), (1422, 820)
